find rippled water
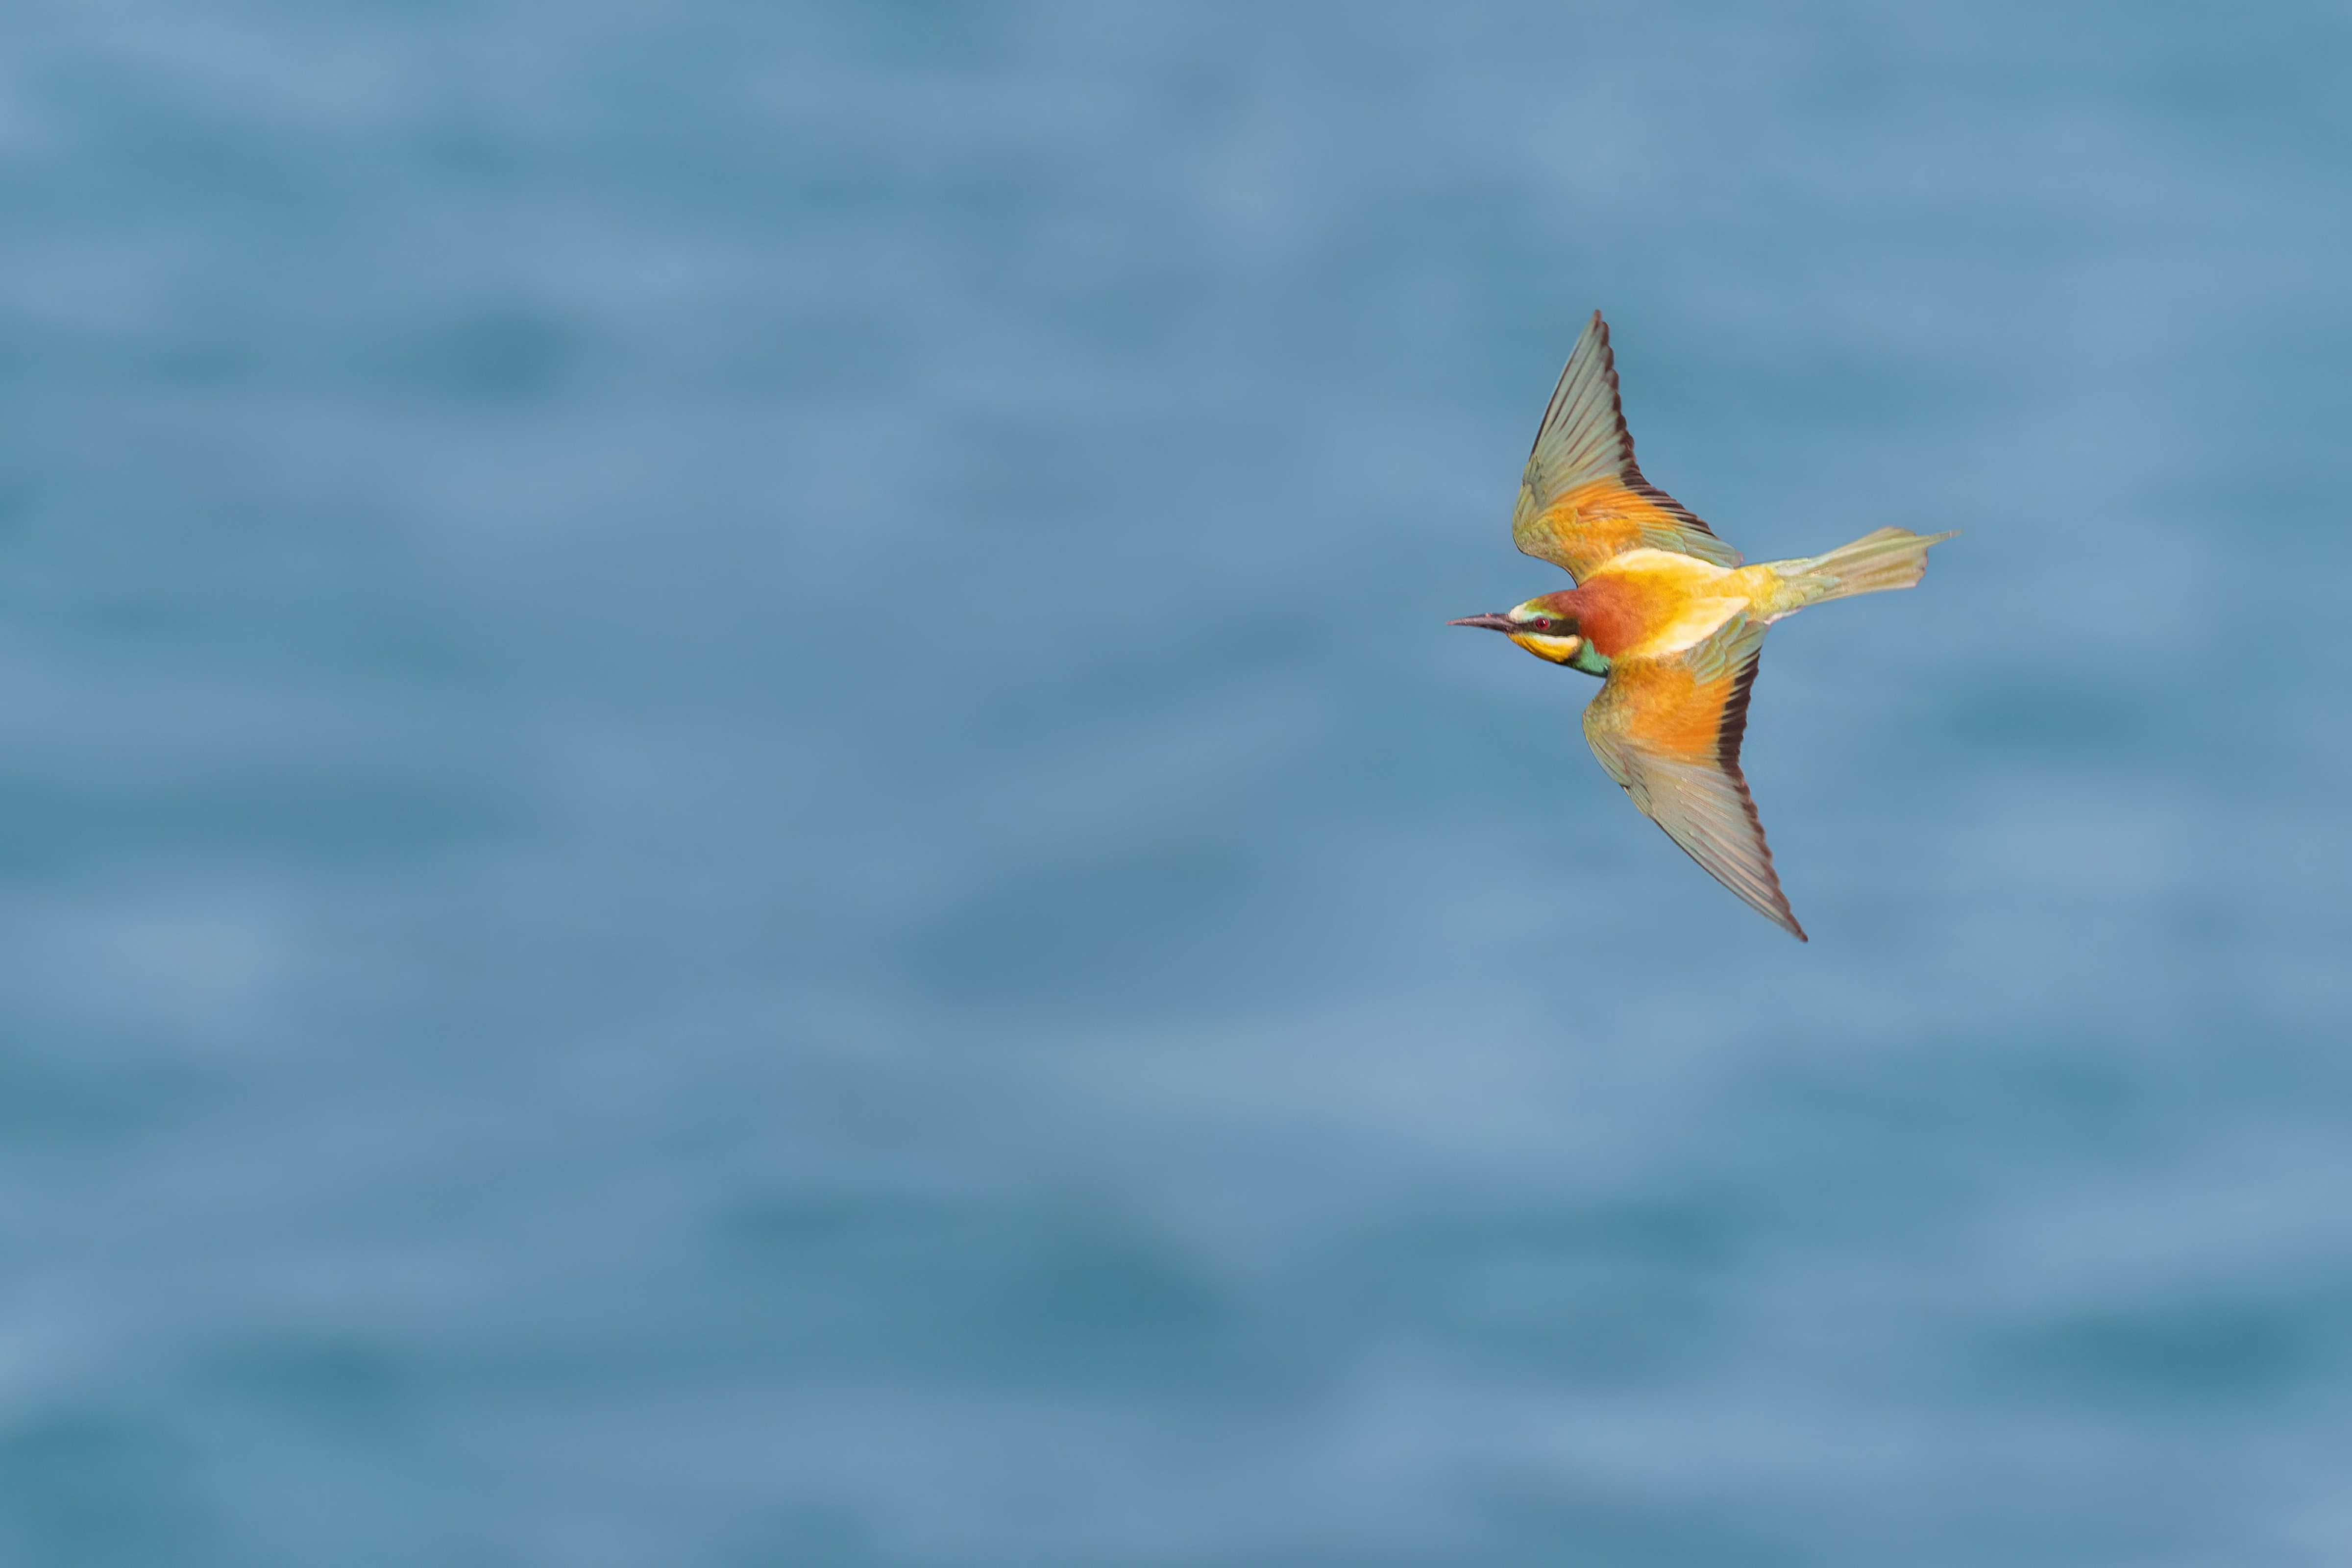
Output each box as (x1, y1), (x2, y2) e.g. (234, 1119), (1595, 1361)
(2, 1), (2349, 1563)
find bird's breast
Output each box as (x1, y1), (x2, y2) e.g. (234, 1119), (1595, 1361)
(1574, 551), (1748, 659)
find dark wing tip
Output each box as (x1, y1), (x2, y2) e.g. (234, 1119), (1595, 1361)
(1527, 311), (1620, 465)
(1589, 314), (1724, 542)
(1715, 649), (1803, 939)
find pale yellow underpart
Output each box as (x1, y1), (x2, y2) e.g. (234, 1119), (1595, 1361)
(1587, 548), (1815, 657)
(1725, 563), (1823, 622)
(1637, 594), (1751, 657)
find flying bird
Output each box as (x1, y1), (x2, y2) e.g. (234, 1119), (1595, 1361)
(1451, 311), (1954, 940)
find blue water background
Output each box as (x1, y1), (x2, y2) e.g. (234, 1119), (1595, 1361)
(3, 1), (2350, 1563)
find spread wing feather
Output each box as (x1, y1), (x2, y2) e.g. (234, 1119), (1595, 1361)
(1513, 311), (1742, 582)
(1581, 613), (1805, 939)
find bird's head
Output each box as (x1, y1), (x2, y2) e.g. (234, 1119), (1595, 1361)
(1448, 594), (1609, 673)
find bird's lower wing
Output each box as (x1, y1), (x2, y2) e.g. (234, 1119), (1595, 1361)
(1580, 613), (1805, 940)
(1512, 311), (1743, 582)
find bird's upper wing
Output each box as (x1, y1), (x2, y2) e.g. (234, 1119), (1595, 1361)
(1581, 612), (1804, 939)
(1513, 311), (1743, 582)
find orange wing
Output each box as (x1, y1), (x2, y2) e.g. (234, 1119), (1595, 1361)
(1513, 311), (1742, 582)
(1580, 613), (1804, 939)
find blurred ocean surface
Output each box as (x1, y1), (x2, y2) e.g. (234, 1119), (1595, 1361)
(1, 1), (2349, 1563)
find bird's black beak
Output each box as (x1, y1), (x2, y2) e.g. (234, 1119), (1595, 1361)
(1447, 612), (1519, 633)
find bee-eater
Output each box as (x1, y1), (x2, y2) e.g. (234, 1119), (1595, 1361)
(1451, 311), (1954, 940)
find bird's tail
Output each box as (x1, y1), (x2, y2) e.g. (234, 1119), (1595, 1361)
(1780, 526), (1958, 609)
